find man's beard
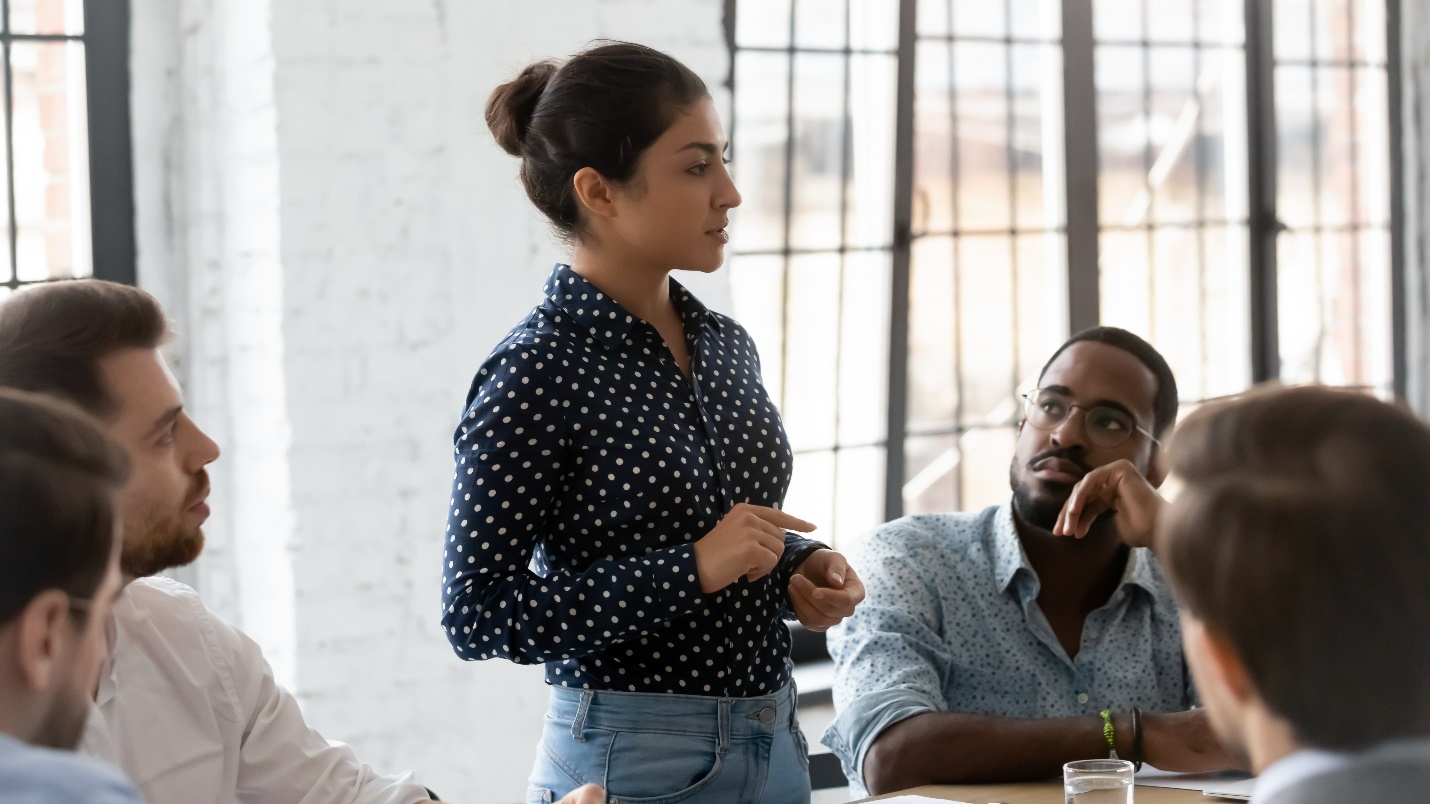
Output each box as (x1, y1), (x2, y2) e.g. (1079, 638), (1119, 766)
(31, 674), (92, 750)
(1010, 464), (1066, 531)
(120, 471), (208, 577)
(1009, 447), (1093, 533)
(121, 521), (204, 577)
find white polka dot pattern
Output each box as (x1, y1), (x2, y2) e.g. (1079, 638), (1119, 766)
(822, 503), (1195, 795)
(441, 264), (824, 697)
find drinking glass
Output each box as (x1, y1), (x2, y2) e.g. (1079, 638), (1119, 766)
(1064, 758), (1134, 804)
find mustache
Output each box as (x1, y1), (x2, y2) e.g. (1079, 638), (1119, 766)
(1027, 447), (1091, 474)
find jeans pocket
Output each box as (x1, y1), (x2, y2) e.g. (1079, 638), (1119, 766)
(604, 728), (725, 803)
(531, 717), (615, 792)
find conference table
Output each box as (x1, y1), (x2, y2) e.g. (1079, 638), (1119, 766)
(858, 781), (1225, 803)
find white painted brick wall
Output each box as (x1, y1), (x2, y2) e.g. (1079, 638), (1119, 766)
(134, 1), (731, 800)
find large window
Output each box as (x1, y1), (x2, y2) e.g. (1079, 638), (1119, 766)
(725, 0), (1403, 549)
(0, 0), (133, 301)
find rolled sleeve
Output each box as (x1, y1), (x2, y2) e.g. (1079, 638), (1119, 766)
(822, 526), (955, 795)
(823, 685), (940, 795)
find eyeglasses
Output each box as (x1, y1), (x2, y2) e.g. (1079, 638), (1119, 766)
(1021, 388), (1160, 449)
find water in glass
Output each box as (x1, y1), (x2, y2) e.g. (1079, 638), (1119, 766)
(1064, 773), (1133, 804)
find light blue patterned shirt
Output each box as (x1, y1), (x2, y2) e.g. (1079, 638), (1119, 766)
(0, 732), (142, 804)
(823, 502), (1195, 796)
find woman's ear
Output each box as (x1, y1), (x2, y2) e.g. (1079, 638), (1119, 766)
(572, 167), (619, 222)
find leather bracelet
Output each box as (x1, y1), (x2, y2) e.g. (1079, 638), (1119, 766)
(1132, 706), (1145, 771)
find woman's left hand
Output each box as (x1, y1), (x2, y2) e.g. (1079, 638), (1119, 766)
(789, 549), (865, 632)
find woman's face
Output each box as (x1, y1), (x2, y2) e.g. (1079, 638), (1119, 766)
(605, 97), (743, 273)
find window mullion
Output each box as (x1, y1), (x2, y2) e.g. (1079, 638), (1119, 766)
(1245, 0), (1279, 383)
(883, 0), (917, 523)
(1061, 0), (1100, 334)
(1387, 0), (1408, 401)
(82, 0), (135, 285)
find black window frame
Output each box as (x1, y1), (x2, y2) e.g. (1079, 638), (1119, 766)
(0, 0), (134, 292)
(725, 0), (1407, 664)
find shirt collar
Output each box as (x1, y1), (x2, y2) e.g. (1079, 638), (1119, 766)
(1120, 540), (1161, 597)
(542, 263), (719, 351)
(1254, 748), (1355, 803)
(95, 586), (124, 708)
(993, 500), (1161, 601)
(992, 503), (1032, 596)
(1255, 736), (1430, 803)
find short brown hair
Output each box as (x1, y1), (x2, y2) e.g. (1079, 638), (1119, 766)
(1159, 385), (1430, 750)
(0, 388), (130, 625)
(0, 279), (168, 417)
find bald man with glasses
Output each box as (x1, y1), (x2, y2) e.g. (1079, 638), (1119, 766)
(823, 327), (1240, 797)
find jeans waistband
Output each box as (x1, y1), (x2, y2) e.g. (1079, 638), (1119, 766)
(547, 682), (798, 745)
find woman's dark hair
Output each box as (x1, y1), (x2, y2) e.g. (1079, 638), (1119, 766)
(0, 388), (129, 626)
(486, 41), (709, 240)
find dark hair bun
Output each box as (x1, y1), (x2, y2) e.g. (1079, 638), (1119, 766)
(485, 60), (558, 157)
(488, 42), (709, 241)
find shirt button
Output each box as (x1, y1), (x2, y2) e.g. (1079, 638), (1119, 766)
(1077, 692), (1089, 704)
(1086, 626), (1101, 639)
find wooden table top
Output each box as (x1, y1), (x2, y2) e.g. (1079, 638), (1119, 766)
(857, 780), (1220, 803)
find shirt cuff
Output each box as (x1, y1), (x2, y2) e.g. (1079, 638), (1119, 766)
(778, 535), (829, 620)
(782, 535), (828, 575)
(822, 686), (940, 797)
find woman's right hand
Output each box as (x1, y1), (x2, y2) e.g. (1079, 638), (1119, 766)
(692, 504), (817, 594)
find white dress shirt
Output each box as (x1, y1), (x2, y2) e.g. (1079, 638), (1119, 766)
(1253, 748), (1353, 803)
(80, 577), (432, 804)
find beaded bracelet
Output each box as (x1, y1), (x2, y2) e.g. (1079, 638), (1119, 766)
(1100, 709), (1119, 759)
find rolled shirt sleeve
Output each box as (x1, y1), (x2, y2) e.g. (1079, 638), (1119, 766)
(823, 525), (954, 792)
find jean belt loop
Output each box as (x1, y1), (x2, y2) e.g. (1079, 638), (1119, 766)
(717, 698), (731, 757)
(571, 690), (594, 742)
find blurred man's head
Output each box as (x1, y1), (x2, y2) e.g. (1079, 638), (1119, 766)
(0, 389), (129, 749)
(1159, 386), (1430, 768)
(1009, 327), (1177, 531)
(0, 281), (219, 578)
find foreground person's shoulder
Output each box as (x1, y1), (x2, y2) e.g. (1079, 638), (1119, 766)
(0, 736), (144, 804)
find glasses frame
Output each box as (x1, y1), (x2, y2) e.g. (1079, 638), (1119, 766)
(1021, 388), (1162, 448)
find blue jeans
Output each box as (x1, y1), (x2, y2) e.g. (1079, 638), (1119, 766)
(527, 683), (811, 804)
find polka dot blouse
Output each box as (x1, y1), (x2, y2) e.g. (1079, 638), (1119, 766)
(441, 264), (826, 697)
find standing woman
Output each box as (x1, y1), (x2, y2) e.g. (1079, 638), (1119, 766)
(441, 42), (865, 803)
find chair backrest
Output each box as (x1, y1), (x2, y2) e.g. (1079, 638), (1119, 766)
(809, 752), (849, 791)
